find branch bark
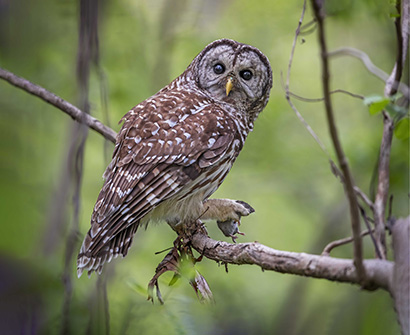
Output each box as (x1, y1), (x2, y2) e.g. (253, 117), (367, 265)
(391, 216), (410, 335)
(373, 112), (394, 259)
(0, 67), (117, 143)
(187, 222), (392, 291)
(311, 0), (366, 283)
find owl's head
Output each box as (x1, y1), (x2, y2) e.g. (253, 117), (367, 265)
(191, 39), (272, 116)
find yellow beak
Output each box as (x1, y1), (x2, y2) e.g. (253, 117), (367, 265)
(226, 77), (233, 96)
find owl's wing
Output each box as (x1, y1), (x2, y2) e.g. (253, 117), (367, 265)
(78, 91), (240, 276)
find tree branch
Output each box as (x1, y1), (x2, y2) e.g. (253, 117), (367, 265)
(283, 2), (372, 244)
(321, 228), (375, 257)
(285, 88), (364, 103)
(354, 186), (374, 210)
(385, 0), (409, 97)
(373, 0), (409, 260)
(0, 67), (117, 143)
(373, 112), (394, 259)
(391, 216), (410, 334)
(187, 222), (392, 291)
(284, 0), (330, 157)
(311, 0), (366, 283)
(328, 48), (410, 99)
(329, 47), (390, 81)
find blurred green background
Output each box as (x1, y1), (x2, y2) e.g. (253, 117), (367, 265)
(0, 0), (408, 334)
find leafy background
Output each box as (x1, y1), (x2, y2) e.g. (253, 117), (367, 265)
(0, 0), (408, 334)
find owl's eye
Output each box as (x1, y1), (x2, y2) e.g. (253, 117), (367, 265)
(213, 63), (225, 75)
(240, 70), (253, 80)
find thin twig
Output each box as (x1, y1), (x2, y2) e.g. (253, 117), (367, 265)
(285, 0), (307, 98)
(328, 47), (410, 99)
(286, 88), (364, 103)
(321, 228), (375, 257)
(360, 206), (383, 259)
(329, 47), (389, 81)
(354, 186), (374, 210)
(282, 3), (371, 217)
(0, 67), (117, 143)
(311, 0), (366, 284)
(282, 0), (346, 186)
(388, 194), (394, 220)
(284, 0), (329, 155)
(282, 75), (328, 154)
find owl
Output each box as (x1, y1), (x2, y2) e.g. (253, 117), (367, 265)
(77, 38), (272, 277)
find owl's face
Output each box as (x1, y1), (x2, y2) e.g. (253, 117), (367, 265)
(193, 39), (272, 113)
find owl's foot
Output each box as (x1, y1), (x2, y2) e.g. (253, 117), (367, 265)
(201, 199), (254, 242)
(202, 199), (255, 222)
(148, 232), (214, 304)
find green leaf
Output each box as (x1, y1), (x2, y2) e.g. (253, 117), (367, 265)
(168, 273), (180, 286)
(390, 92), (403, 102)
(394, 118), (410, 140)
(363, 95), (390, 115)
(385, 103), (408, 119)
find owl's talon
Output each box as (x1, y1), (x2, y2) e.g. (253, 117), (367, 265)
(234, 200), (255, 217)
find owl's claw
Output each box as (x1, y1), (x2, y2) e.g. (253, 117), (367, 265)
(234, 200), (255, 218)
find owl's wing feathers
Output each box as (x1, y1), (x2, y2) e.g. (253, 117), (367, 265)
(78, 91), (238, 275)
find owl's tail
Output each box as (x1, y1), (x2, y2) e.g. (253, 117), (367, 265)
(77, 222), (140, 278)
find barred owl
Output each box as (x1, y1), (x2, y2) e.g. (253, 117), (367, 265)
(77, 39), (272, 277)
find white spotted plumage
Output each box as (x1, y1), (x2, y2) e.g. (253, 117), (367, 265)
(77, 39), (272, 277)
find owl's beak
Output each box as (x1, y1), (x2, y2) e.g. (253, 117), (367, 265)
(226, 77), (234, 96)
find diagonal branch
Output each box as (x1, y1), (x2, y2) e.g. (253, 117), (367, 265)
(328, 48), (410, 99)
(329, 47), (390, 82)
(0, 67), (117, 143)
(284, 0), (329, 157)
(283, 2), (373, 235)
(311, 0), (366, 283)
